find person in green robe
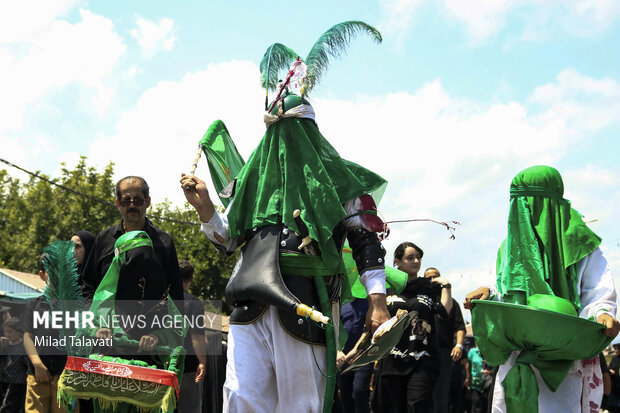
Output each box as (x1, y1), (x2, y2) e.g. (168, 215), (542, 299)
(181, 21), (392, 413)
(464, 165), (619, 413)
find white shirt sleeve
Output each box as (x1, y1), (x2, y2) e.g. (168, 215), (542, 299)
(343, 196), (386, 296)
(577, 247), (617, 319)
(360, 269), (387, 295)
(200, 211), (238, 252)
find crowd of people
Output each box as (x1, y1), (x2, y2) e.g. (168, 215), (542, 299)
(1, 34), (619, 413)
(0, 141), (617, 413)
(0, 143), (617, 413)
(0, 167), (616, 413)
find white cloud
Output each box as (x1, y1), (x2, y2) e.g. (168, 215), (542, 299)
(563, 166), (620, 233)
(441, 0), (511, 40)
(519, 0), (620, 40)
(84, 61), (619, 301)
(130, 16), (176, 58)
(0, 0), (81, 43)
(86, 60), (265, 205)
(378, 0), (424, 48)
(0, 9), (125, 134)
(530, 69), (620, 138)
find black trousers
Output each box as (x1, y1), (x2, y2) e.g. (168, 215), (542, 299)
(433, 348), (452, 413)
(338, 363), (373, 413)
(378, 366), (438, 413)
(0, 382), (26, 413)
(469, 389), (487, 413)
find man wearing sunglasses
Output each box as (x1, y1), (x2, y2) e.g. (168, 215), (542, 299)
(81, 176), (183, 301)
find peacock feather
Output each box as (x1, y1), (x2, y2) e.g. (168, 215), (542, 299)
(258, 21), (382, 97)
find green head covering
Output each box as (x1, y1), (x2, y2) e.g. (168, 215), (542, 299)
(226, 105), (387, 273)
(496, 165), (601, 309)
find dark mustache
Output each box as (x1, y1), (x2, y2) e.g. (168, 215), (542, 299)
(128, 208), (139, 213)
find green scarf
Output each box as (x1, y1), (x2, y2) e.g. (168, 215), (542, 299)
(226, 116), (387, 273)
(60, 231), (186, 413)
(497, 165), (601, 309)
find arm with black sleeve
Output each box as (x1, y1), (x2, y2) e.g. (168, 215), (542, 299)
(343, 196), (389, 333)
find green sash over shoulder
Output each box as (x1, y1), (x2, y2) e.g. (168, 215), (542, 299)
(59, 231), (187, 413)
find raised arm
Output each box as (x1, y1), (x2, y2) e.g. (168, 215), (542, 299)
(180, 173), (217, 225)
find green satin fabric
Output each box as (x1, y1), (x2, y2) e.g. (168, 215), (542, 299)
(90, 232), (153, 322)
(497, 165), (601, 309)
(199, 120), (246, 208)
(472, 300), (610, 413)
(226, 117), (387, 273)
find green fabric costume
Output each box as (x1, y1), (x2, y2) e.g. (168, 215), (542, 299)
(201, 21), (386, 413)
(472, 165), (610, 413)
(226, 112), (387, 274)
(220, 102), (386, 413)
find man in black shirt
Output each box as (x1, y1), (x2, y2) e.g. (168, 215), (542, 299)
(81, 176), (182, 301)
(425, 267), (466, 413)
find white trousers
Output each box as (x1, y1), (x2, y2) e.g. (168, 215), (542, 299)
(223, 306), (327, 413)
(492, 350), (603, 413)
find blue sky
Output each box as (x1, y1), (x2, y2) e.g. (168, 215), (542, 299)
(2, 0), (620, 318)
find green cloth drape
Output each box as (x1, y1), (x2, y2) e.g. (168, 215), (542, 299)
(496, 165), (601, 309)
(472, 300), (611, 413)
(226, 116), (387, 273)
(342, 246), (407, 299)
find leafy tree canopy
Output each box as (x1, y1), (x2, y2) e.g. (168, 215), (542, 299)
(0, 158), (236, 307)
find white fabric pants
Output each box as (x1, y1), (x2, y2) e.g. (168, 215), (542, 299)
(223, 305), (327, 413)
(492, 350), (603, 413)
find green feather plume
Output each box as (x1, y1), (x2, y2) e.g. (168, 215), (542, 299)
(258, 21), (382, 96)
(305, 21), (382, 93)
(260, 43), (299, 91)
(42, 240), (85, 354)
(42, 240), (83, 306)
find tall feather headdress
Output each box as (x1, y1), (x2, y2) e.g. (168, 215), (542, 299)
(260, 21), (382, 108)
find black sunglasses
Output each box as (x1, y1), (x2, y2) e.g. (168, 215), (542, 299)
(119, 197), (145, 207)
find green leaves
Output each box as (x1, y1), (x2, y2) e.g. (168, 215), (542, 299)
(0, 158), (237, 308)
(0, 158), (117, 273)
